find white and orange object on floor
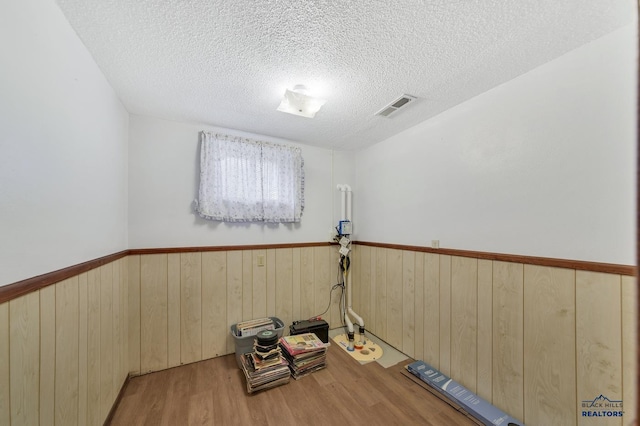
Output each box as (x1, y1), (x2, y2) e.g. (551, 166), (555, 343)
(332, 332), (383, 363)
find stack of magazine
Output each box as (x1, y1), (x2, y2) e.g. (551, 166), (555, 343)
(240, 329), (290, 393)
(279, 333), (330, 379)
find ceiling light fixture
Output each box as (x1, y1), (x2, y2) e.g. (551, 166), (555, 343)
(277, 85), (326, 118)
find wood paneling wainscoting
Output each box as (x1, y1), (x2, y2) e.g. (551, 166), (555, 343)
(0, 242), (635, 425)
(127, 245), (341, 376)
(351, 243), (637, 426)
(0, 258), (129, 426)
(0, 244), (340, 425)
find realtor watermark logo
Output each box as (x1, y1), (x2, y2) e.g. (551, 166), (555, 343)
(581, 394), (624, 418)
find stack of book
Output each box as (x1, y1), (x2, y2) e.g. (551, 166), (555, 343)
(279, 333), (330, 379)
(235, 317), (275, 337)
(240, 329), (290, 393)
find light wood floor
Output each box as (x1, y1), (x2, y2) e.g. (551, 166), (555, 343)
(109, 344), (478, 425)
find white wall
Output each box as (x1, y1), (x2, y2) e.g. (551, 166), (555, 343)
(354, 24), (637, 265)
(0, 0), (129, 286)
(0, 0), (633, 288)
(128, 115), (353, 248)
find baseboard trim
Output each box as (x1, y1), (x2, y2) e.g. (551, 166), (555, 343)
(0, 250), (129, 304)
(103, 374), (132, 426)
(1, 241), (633, 305)
(128, 241), (334, 255)
(354, 241), (636, 276)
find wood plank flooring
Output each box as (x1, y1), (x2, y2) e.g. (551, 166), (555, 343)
(109, 344), (478, 426)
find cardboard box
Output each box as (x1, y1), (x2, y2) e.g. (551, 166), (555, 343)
(401, 368), (484, 426)
(406, 361), (524, 426)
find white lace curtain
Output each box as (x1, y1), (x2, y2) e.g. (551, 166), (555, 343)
(195, 132), (305, 223)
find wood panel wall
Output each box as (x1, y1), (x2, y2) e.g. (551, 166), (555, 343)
(351, 245), (637, 426)
(0, 245), (635, 426)
(128, 246), (341, 375)
(0, 258), (129, 426)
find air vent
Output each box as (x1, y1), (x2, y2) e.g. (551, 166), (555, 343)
(375, 94), (417, 117)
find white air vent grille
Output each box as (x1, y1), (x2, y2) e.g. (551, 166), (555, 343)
(375, 94), (417, 117)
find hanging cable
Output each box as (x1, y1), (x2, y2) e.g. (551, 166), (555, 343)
(309, 282), (343, 321)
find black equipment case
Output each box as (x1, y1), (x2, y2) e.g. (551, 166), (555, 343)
(289, 319), (329, 343)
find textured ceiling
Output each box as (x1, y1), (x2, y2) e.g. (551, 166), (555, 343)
(56, 0), (634, 150)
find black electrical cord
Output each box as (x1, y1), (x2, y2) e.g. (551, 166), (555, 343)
(340, 275), (351, 335)
(321, 244), (350, 333)
(308, 282), (343, 321)
(338, 254), (350, 273)
(336, 263), (344, 286)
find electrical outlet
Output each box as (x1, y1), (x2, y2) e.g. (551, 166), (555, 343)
(431, 240), (440, 249)
(257, 255), (265, 266)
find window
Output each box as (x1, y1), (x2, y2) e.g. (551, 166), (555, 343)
(195, 132), (304, 222)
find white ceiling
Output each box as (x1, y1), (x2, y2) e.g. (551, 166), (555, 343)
(56, 0), (634, 150)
